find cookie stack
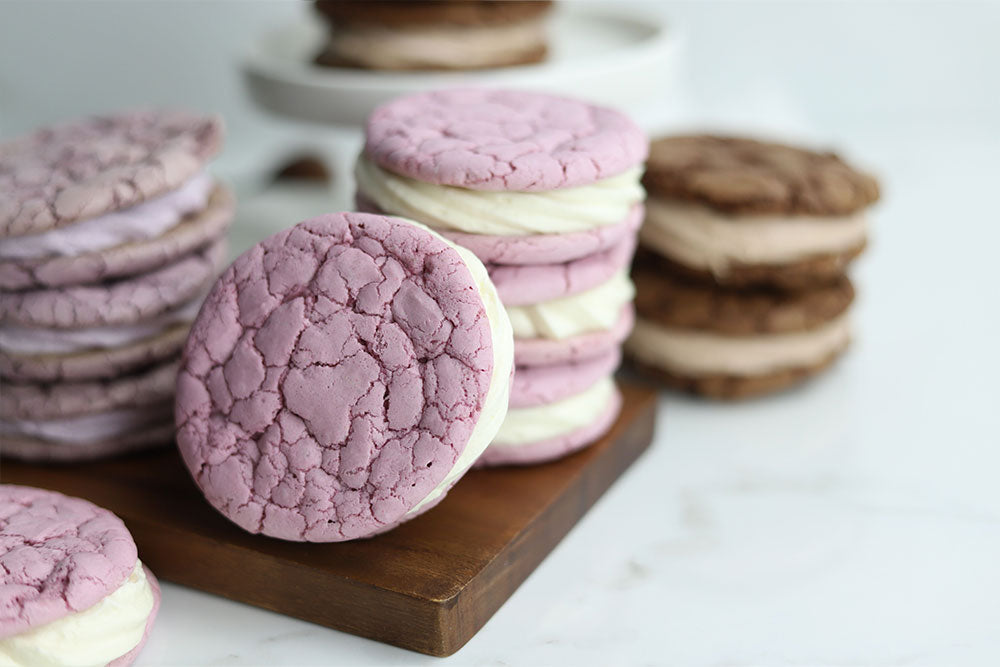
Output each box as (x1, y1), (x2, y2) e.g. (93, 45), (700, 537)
(313, 1), (553, 71)
(0, 110), (234, 461)
(355, 89), (648, 465)
(627, 135), (879, 399)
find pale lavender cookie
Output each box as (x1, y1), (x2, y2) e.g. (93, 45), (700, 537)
(0, 109), (223, 238)
(1, 359), (177, 421)
(1, 422), (174, 463)
(0, 239), (225, 329)
(0, 184), (234, 291)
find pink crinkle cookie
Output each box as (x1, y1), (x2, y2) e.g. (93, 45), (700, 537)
(477, 386), (622, 467)
(175, 212), (512, 542)
(488, 227), (636, 306)
(0, 109), (222, 238)
(0, 239), (225, 329)
(0, 485), (159, 666)
(365, 89), (648, 192)
(443, 203), (643, 266)
(514, 304), (635, 367)
(510, 348), (620, 409)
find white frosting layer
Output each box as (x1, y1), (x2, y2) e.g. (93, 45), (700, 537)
(0, 172), (213, 259)
(403, 220), (514, 517)
(331, 17), (547, 69)
(507, 270), (635, 340)
(641, 197), (868, 275)
(355, 154), (645, 236)
(625, 314), (851, 376)
(0, 297), (202, 355)
(493, 376), (615, 446)
(0, 562), (154, 667)
(0, 405), (173, 445)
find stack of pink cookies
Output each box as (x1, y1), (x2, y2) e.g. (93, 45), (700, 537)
(355, 89), (648, 465)
(0, 110), (234, 462)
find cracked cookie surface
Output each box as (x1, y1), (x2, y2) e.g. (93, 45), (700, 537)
(176, 212), (499, 542)
(643, 135), (879, 216)
(365, 89), (648, 192)
(0, 485), (138, 639)
(0, 109), (222, 238)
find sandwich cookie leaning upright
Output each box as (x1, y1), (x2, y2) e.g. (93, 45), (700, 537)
(0, 485), (160, 667)
(627, 263), (856, 399)
(355, 88), (649, 465)
(175, 212), (513, 542)
(639, 135), (879, 289)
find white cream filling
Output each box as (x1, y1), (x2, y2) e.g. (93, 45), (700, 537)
(0, 562), (154, 667)
(355, 154), (645, 237)
(506, 270), (635, 341)
(0, 405), (173, 445)
(402, 221), (514, 517)
(640, 197), (868, 275)
(0, 172), (213, 259)
(625, 314), (851, 377)
(492, 376), (615, 447)
(0, 297), (202, 355)
(330, 17), (548, 69)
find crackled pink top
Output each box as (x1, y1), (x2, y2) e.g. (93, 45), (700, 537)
(0, 485), (138, 639)
(175, 212), (497, 542)
(364, 89), (648, 192)
(0, 109), (223, 238)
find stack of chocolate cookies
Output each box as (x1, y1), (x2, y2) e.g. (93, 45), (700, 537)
(355, 89), (648, 465)
(0, 110), (234, 460)
(313, 0), (554, 70)
(627, 135), (879, 399)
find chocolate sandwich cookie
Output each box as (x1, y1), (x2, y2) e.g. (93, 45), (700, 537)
(641, 135), (879, 289)
(314, 1), (553, 71)
(626, 261), (856, 399)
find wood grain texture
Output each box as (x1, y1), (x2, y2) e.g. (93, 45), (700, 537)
(0, 380), (656, 656)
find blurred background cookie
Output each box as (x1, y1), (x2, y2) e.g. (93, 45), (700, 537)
(313, 0), (553, 70)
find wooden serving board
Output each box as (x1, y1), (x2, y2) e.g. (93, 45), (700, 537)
(1, 381), (657, 657)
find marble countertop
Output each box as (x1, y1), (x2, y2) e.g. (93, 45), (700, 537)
(134, 117), (1000, 666)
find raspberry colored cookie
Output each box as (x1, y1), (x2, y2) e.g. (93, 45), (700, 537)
(641, 135), (879, 289)
(486, 230), (636, 306)
(0, 239), (224, 329)
(0, 183), (234, 291)
(0, 485), (159, 665)
(627, 261), (855, 399)
(510, 348), (620, 409)
(479, 379), (622, 467)
(0, 109), (222, 239)
(175, 212), (513, 542)
(364, 89), (647, 192)
(514, 303), (634, 367)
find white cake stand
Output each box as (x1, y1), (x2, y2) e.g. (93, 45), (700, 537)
(240, 5), (677, 209)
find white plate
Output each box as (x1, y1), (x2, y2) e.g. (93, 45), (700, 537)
(241, 6), (677, 128)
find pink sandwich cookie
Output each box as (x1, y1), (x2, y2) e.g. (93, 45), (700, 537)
(0, 485), (160, 666)
(355, 89), (649, 464)
(176, 212), (513, 541)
